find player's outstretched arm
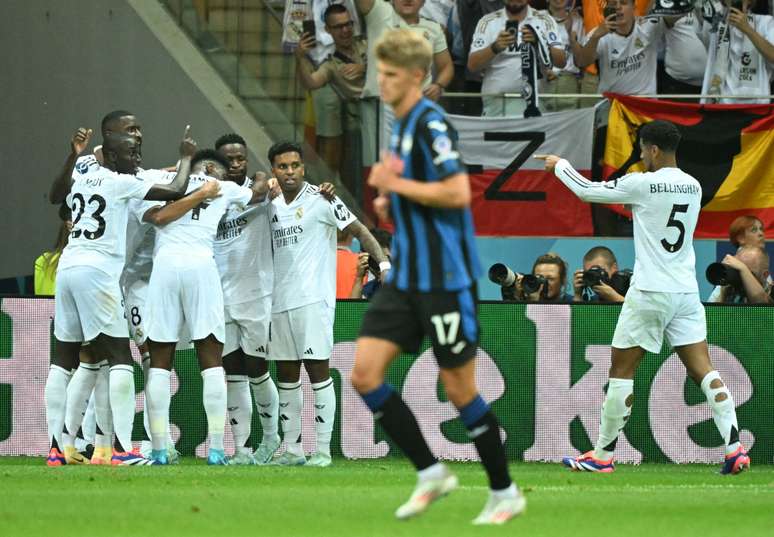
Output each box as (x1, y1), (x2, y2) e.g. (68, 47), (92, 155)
(344, 220), (390, 273)
(535, 154), (639, 204)
(248, 171), (270, 204)
(145, 125), (197, 201)
(50, 127), (92, 204)
(142, 180), (221, 226)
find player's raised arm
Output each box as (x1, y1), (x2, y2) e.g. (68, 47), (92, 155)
(248, 171), (270, 204)
(144, 125), (198, 201)
(50, 127), (92, 204)
(368, 152), (471, 209)
(536, 154), (640, 204)
(143, 179), (221, 226)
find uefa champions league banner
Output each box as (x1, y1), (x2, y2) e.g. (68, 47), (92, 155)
(0, 297), (772, 464)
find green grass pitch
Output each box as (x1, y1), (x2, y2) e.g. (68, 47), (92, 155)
(1, 458), (771, 537)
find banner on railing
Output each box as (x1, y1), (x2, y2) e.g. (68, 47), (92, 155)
(602, 93), (774, 238)
(448, 108), (595, 236)
(1, 298), (771, 464)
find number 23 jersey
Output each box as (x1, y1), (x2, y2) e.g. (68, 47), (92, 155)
(58, 168), (153, 279)
(554, 161), (701, 293)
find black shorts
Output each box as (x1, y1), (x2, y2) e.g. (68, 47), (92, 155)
(358, 283), (480, 368)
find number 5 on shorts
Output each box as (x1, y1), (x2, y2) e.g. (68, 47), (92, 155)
(430, 312), (461, 345)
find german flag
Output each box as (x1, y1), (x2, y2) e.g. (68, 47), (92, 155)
(602, 94), (774, 238)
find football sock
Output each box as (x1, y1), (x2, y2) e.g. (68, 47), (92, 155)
(700, 371), (740, 455)
(277, 381), (304, 457)
(94, 360), (113, 449)
(459, 395), (512, 491)
(360, 383), (436, 471)
(109, 364), (136, 453)
(226, 375), (253, 449)
(81, 394), (96, 446)
(250, 372), (279, 441)
(594, 378), (633, 461)
(63, 362), (99, 447)
(146, 368), (171, 451)
(141, 352), (152, 443)
(202, 367), (227, 452)
(44, 365), (72, 450)
(312, 378), (335, 457)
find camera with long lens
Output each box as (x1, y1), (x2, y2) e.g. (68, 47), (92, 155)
(706, 262), (743, 291)
(488, 263), (548, 300)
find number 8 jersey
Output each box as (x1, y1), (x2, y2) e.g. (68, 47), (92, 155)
(58, 167), (153, 280)
(554, 159), (701, 293)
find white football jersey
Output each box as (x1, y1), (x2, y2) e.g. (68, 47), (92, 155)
(664, 13), (707, 87)
(470, 8), (562, 95)
(716, 14), (774, 104)
(213, 176), (274, 305)
(58, 168), (153, 279)
(122, 169), (177, 286)
(555, 160), (701, 293)
(270, 183), (357, 313)
(152, 175), (253, 260)
(596, 16), (665, 95)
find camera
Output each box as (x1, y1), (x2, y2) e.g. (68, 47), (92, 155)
(488, 263), (518, 287)
(488, 263), (548, 300)
(582, 265), (609, 287)
(610, 269), (632, 296)
(706, 262), (743, 290)
(582, 265), (632, 298)
(522, 274), (547, 295)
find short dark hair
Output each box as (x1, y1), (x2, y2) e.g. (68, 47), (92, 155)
(324, 3), (349, 24)
(371, 228), (392, 249)
(640, 120), (681, 153)
(583, 246), (617, 266)
(532, 253), (568, 287)
(215, 133), (246, 150)
(268, 141), (303, 166)
(100, 110), (134, 136)
(191, 148), (230, 171)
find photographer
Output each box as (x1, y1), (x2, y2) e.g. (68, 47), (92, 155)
(572, 246), (628, 303)
(707, 246), (773, 304)
(489, 253), (573, 302)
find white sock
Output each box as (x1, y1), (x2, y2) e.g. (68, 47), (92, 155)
(492, 483), (518, 498)
(81, 394), (96, 446)
(250, 372), (279, 441)
(109, 365), (136, 453)
(226, 375), (253, 450)
(278, 381), (303, 456)
(417, 462), (446, 482)
(94, 360), (113, 449)
(202, 367), (227, 452)
(64, 362), (99, 447)
(311, 378), (335, 457)
(594, 378), (633, 461)
(146, 368), (171, 452)
(141, 353), (152, 443)
(44, 365), (72, 449)
(700, 371), (740, 455)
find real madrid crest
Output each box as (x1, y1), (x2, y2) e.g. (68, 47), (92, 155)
(296, 207), (304, 219)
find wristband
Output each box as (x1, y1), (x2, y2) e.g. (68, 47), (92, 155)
(379, 261), (392, 272)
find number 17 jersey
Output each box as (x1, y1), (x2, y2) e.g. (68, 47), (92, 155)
(554, 161), (701, 293)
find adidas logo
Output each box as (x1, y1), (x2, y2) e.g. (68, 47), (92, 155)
(280, 414), (289, 421)
(304, 347), (314, 355)
(259, 412), (272, 419)
(271, 214), (279, 223)
(612, 48), (619, 54)
(255, 346), (266, 353)
(230, 418), (238, 425)
(315, 416), (325, 423)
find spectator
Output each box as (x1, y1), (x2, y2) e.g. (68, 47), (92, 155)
(702, 0), (774, 104)
(355, 0), (454, 165)
(350, 228), (392, 298)
(572, 0), (668, 95)
(729, 214), (766, 248)
(296, 4), (366, 195)
(708, 246), (773, 304)
(34, 204), (72, 296)
(501, 253), (573, 302)
(421, 0), (455, 28)
(572, 246), (626, 303)
(661, 11), (707, 94)
(336, 229), (363, 298)
(542, 0), (587, 110)
(467, 0), (566, 117)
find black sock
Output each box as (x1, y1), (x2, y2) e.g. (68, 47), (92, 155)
(468, 410), (511, 490)
(376, 391), (437, 471)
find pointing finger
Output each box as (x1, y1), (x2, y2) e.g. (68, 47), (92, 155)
(533, 154), (549, 160)
(183, 124), (191, 138)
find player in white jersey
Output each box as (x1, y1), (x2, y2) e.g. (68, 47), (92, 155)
(213, 133), (280, 465)
(142, 149), (270, 465)
(47, 127), (197, 466)
(267, 141), (388, 467)
(536, 120), (750, 475)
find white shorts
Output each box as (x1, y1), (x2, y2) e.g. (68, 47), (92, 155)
(144, 257), (225, 344)
(54, 266), (127, 342)
(612, 288), (707, 354)
(268, 301), (334, 361)
(224, 296), (271, 358)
